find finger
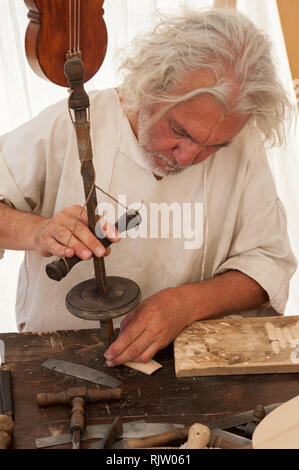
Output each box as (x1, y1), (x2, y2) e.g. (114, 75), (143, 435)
(44, 238), (75, 258)
(103, 247), (111, 257)
(66, 205), (89, 226)
(119, 310), (137, 334)
(132, 342), (160, 363)
(71, 220), (108, 257)
(104, 322), (142, 362)
(95, 218), (120, 243)
(54, 215), (105, 258)
(52, 229), (110, 260)
(61, 208), (119, 253)
(52, 225), (94, 260)
(105, 328), (155, 366)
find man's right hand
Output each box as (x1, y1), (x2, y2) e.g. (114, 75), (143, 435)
(34, 204), (120, 259)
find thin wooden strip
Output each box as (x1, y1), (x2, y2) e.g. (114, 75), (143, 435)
(124, 360), (162, 375)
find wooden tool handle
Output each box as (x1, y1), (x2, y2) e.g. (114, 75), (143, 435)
(36, 387), (122, 406)
(186, 423), (211, 449)
(124, 427), (189, 449)
(0, 431), (11, 449)
(86, 388), (122, 402)
(36, 390), (70, 406)
(70, 396), (85, 433)
(45, 210), (141, 281)
(0, 415), (14, 449)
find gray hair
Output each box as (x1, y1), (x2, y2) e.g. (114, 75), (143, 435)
(118, 8), (294, 146)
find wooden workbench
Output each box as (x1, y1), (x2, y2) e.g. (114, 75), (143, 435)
(1, 328), (299, 449)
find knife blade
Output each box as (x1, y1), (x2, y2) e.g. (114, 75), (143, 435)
(206, 403), (281, 430)
(42, 359), (121, 388)
(94, 416), (123, 449)
(0, 340), (13, 418)
(35, 421), (185, 448)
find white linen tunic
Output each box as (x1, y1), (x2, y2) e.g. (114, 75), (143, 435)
(0, 89), (296, 332)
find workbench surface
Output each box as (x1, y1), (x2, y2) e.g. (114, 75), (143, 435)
(1, 328), (299, 449)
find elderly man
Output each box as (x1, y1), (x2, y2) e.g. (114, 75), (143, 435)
(0, 9), (296, 367)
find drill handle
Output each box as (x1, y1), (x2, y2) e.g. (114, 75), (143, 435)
(70, 396), (85, 433)
(36, 391), (70, 406)
(86, 387), (122, 402)
(45, 210), (141, 281)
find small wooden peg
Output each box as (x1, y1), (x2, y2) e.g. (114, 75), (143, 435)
(186, 423), (211, 449)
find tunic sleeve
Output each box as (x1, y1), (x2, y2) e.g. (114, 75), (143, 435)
(0, 98), (72, 259)
(214, 134), (297, 314)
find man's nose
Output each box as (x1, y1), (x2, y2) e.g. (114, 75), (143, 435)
(172, 139), (201, 167)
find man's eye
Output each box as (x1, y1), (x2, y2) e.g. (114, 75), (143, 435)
(170, 122), (186, 137)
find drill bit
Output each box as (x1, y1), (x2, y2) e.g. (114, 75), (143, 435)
(72, 428), (81, 449)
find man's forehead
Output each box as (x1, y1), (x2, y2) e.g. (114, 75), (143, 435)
(166, 67), (239, 122)
(174, 67), (218, 95)
(172, 92), (224, 119)
(167, 93), (248, 145)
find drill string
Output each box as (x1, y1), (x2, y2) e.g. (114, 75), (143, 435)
(56, 96), (141, 271)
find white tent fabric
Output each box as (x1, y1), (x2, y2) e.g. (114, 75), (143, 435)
(0, 0), (298, 332)
(237, 0), (299, 316)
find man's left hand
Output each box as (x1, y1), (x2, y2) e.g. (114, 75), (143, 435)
(104, 287), (191, 366)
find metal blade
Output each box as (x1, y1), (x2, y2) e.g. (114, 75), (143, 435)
(209, 429), (252, 448)
(72, 429), (81, 449)
(42, 359), (121, 388)
(94, 416), (122, 449)
(207, 403), (281, 430)
(35, 421), (185, 448)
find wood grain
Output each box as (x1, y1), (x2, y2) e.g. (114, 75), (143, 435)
(174, 316), (299, 377)
(1, 328), (299, 448)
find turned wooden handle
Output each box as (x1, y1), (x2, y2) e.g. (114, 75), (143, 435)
(0, 431), (11, 449)
(186, 423), (211, 449)
(124, 427), (189, 449)
(0, 415), (14, 449)
(70, 396), (85, 433)
(36, 387), (122, 406)
(36, 391), (73, 406)
(45, 210), (141, 281)
(86, 388), (122, 402)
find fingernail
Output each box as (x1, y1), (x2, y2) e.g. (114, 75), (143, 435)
(95, 247), (105, 257)
(83, 250), (91, 259)
(106, 360), (113, 367)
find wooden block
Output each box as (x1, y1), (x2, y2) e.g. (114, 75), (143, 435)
(174, 315), (299, 377)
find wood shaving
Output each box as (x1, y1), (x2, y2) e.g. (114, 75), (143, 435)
(124, 359), (162, 375)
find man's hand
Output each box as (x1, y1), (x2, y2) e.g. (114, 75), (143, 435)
(104, 287), (192, 366)
(104, 271), (269, 367)
(34, 204), (120, 259)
